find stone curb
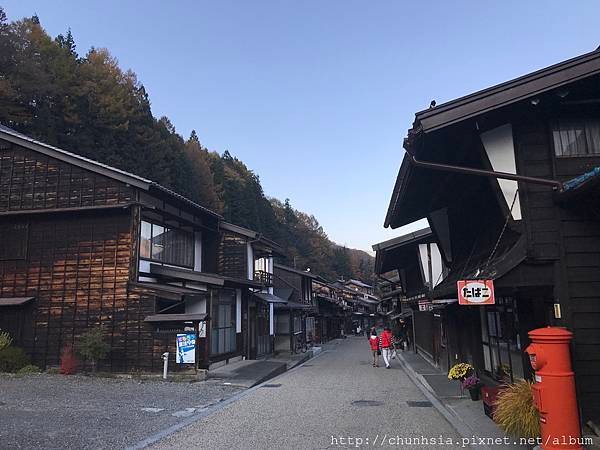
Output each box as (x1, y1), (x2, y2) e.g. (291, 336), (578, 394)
(395, 351), (487, 450)
(127, 349), (328, 449)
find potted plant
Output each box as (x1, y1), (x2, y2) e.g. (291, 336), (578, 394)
(448, 362), (474, 381)
(493, 380), (540, 440)
(448, 362), (474, 397)
(461, 373), (483, 400)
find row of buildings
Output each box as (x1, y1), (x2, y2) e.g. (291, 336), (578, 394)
(0, 125), (378, 373)
(372, 47), (600, 427)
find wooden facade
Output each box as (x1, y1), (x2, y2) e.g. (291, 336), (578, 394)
(0, 126), (281, 372)
(383, 49), (600, 423)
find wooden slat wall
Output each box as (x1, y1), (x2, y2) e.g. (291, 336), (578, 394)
(560, 204), (600, 422)
(0, 213), (137, 368)
(0, 144), (135, 212)
(515, 118), (600, 423)
(514, 119), (561, 260)
(217, 232), (247, 280)
(0, 143), (176, 372)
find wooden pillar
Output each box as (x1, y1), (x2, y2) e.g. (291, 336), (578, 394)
(194, 321), (199, 373)
(203, 289), (213, 368)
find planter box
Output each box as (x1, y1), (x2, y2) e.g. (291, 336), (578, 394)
(482, 385), (504, 419)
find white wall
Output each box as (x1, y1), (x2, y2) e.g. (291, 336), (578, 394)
(480, 123), (522, 220)
(247, 243), (254, 280)
(269, 303), (274, 335)
(418, 243), (444, 287)
(268, 257), (274, 295)
(185, 296), (207, 337)
(194, 231), (202, 272)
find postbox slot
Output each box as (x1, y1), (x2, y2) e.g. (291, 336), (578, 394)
(532, 385), (546, 413)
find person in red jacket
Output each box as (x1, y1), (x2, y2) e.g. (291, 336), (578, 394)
(368, 328), (380, 367)
(380, 327), (393, 368)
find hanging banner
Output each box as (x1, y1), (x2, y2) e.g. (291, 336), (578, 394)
(175, 333), (196, 364)
(457, 280), (495, 305)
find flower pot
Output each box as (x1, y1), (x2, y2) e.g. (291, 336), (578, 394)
(468, 387), (481, 401)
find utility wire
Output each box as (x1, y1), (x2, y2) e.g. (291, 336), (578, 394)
(484, 189), (519, 274)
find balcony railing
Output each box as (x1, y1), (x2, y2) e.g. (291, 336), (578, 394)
(254, 270), (273, 286)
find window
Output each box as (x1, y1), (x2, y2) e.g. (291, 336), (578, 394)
(553, 119), (600, 157)
(140, 220), (194, 267)
(0, 223), (28, 260)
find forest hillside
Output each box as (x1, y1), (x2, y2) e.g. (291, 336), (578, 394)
(0, 9), (374, 282)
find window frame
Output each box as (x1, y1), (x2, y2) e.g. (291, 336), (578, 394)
(139, 219), (195, 269)
(551, 118), (600, 158)
(210, 289), (237, 355)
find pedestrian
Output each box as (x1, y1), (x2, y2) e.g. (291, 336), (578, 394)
(369, 327), (380, 367)
(356, 325), (362, 336)
(380, 326), (393, 369)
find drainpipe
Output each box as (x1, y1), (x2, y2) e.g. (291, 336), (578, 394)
(406, 152), (563, 191)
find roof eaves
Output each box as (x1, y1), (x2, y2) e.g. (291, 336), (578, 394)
(372, 227), (433, 252)
(413, 47), (600, 134)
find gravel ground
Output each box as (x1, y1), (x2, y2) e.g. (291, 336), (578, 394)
(0, 373), (241, 450)
(152, 337), (460, 450)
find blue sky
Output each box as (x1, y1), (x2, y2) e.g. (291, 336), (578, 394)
(4, 1), (600, 252)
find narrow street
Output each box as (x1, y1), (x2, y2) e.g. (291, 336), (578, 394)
(149, 337), (460, 449)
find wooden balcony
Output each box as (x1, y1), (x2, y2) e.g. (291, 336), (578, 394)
(253, 270), (273, 286)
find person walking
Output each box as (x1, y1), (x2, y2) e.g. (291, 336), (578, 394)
(380, 327), (393, 369)
(368, 327), (380, 367)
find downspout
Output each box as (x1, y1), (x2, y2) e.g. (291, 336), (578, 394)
(406, 151), (563, 191)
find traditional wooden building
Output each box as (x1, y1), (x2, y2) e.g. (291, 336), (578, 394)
(0, 125), (281, 372)
(384, 48), (600, 424)
(373, 228), (461, 373)
(331, 281), (379, 332)
(272, 264), (316, 353)
(215, 221), (284, 361)
(312, 277), (345, 342)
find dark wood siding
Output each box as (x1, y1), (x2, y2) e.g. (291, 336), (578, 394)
(0, 143), (135, 212)
(217, 231), (248, 280)
(514, 118), (561, 261)
(0, 210), (165, 371)
(559, 205), (600, 422)
(515, 117), (600, 422)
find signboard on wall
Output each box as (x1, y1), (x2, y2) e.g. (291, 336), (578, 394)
(418, 300), (433, 312)
(457, 280), (495, 305)
(176, 333), (196, 364)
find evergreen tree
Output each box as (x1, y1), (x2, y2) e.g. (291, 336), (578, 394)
(0, 8), (374, 283)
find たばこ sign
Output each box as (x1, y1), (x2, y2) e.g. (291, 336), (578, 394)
(457, 280), (495, 305)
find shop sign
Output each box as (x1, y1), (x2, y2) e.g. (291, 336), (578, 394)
(176, 333), (196, 364)
(457, 279), (495, 305)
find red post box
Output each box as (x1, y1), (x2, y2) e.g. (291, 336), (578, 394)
(525, 327), (582, 450)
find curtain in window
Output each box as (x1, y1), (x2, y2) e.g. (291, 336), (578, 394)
(141, 220), (194, 267)
(585, 120), (600, 154)
(553, 120), (600, 156)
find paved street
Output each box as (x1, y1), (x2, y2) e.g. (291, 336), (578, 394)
(150, 337), (460, 449)
(0, 373), (241, 450)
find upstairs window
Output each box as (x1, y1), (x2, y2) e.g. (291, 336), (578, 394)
(140, 220), (194, 267)
(552, 119), (600, 157)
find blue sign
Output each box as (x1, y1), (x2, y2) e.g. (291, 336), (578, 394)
(176, 333), (196, 364)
